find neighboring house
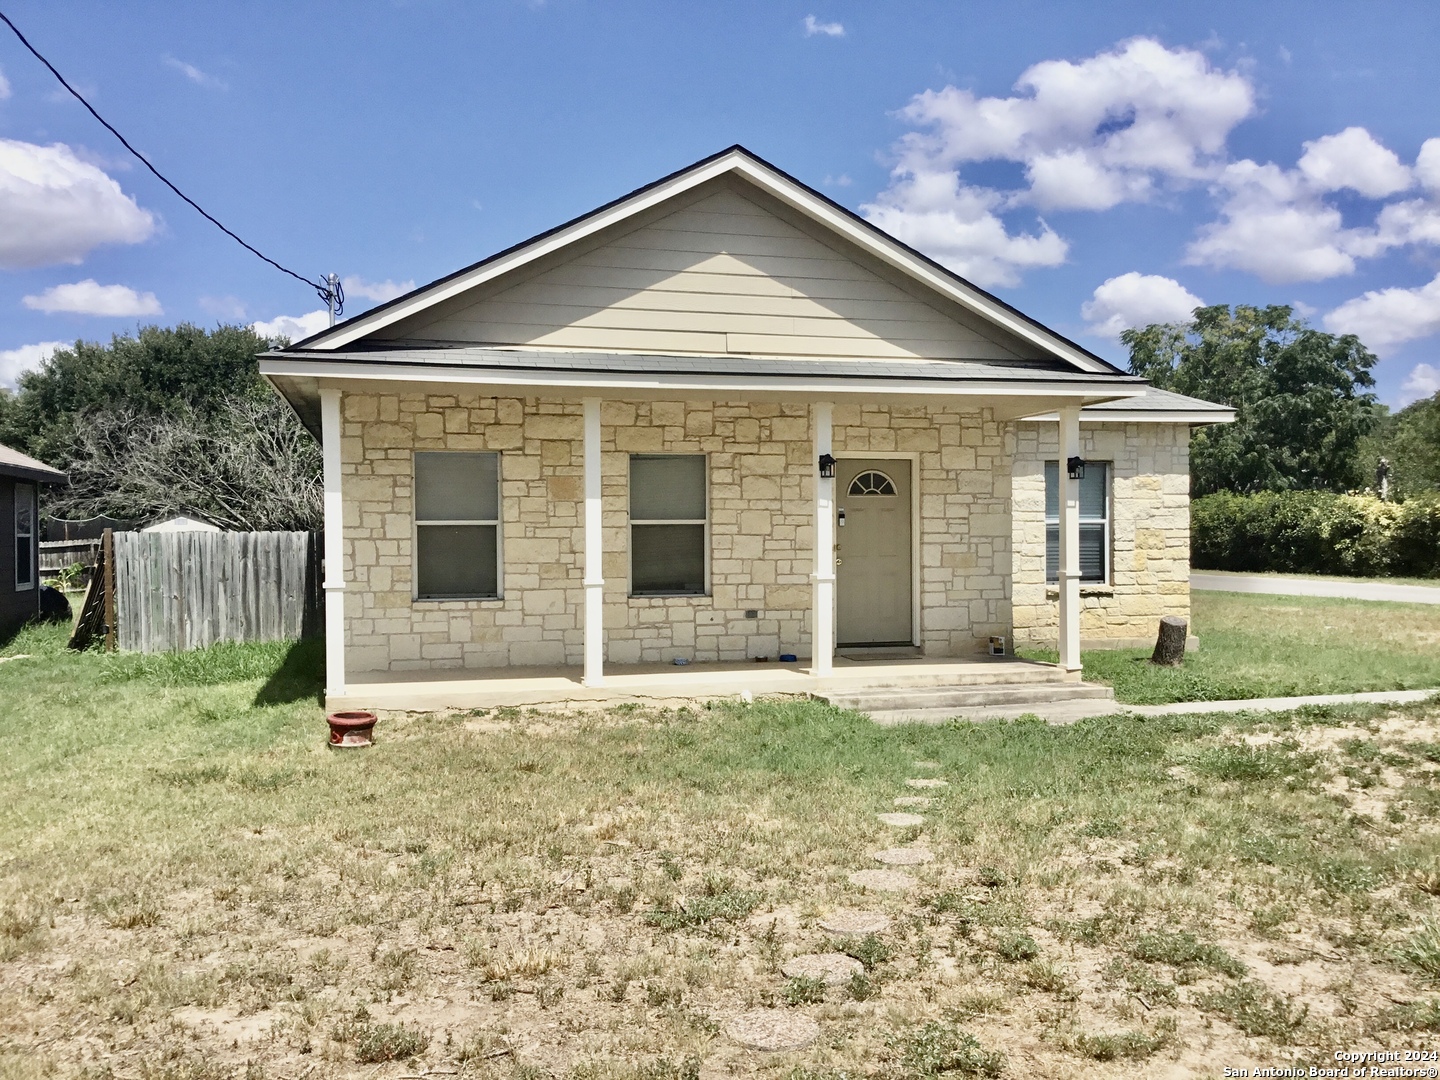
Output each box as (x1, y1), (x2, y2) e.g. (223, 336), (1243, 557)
(141, 515), (223, 534)
(260, 146), (1231, 704)
(0, 443), (68, 639)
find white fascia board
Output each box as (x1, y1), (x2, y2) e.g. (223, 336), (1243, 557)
(302, 156), (742, 351)
(258, 355), (1146, 401)
(727, 158), (1113, 375)
(303, 150), (1112, 375)
(1022, 409), (1236, 424)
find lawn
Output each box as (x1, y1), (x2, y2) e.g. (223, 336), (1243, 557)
(1023, 590), (1440, 704)
(4, 624), (1440, 1077)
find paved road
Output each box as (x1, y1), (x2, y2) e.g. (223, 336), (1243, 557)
(1192, 572), (1440, 604)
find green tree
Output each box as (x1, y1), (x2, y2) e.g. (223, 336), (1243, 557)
(1123, 304), (1380, 495)
(1360, 391), (1440, 499)
(0, 323), (269, 464)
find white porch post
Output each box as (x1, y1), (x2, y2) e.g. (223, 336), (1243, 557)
(1057, 405), (1082, 672)
(582, 397), (604, 687)
(812, 402), (835, 678)
(319, 387), (346, 697)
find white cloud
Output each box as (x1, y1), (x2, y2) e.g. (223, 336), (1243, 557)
(803, 15), (844, 37)
(0, 341), (67, 389)
(1297, 127), (1412, 197)
(1416, 138), (1440, 192)
(862, 38), (1253, 286)
(862, 169), (1068, 287)
(0, 139), (156, 268)
(1323, 272), (1440, 350)
(0, 66), (10, 100)
(341, 276), (415, 304)
(164, 56), (225, 89)
(198, 294), (248, 319)
(251, 309), (330, 343)
(22, 280), (162, 317)
(1081, 273), (1204, 338)
(1401, 362), (1440, 404)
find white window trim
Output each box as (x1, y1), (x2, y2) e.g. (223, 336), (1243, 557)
(628, 454), (710, 598)
(14, 482), (34, 592)
(412, 451), (504, 602)
(1044, 461), (1111, 587)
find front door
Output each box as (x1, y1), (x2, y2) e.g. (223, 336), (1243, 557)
(835, 458), (912, 646)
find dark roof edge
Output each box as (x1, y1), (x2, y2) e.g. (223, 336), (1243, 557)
(282, 145), (1124, 375)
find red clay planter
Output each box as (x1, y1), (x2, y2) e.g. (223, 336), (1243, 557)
(327, 710), (377, 748)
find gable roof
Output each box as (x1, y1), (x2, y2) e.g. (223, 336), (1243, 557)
(0, 443), (67, 485)
(287, 146), (1120, 376)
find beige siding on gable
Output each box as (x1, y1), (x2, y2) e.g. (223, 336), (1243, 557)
(400, 186), (1030, 361)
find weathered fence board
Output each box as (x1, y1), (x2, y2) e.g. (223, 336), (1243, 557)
(112, 530), (320, 653)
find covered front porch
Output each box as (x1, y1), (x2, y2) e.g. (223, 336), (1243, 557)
(326, 651), (1084, 713)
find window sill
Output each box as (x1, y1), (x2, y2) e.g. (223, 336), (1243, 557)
(629, 592), (709, 600)
(1045, 584), (1114, 597)
(413, 596), (504, 604)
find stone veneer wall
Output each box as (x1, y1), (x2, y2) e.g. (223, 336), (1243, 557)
(340, 391), (1013, 673)
(1011, 421), (1191, 649)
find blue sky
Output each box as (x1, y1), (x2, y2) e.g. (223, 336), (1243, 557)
(2, 1), (1439, 406)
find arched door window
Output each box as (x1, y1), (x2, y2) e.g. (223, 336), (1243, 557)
(847, 470), (897, 496)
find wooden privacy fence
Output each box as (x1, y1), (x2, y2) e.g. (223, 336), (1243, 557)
(71, 530), (321, 653)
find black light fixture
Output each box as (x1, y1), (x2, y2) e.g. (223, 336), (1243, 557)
(1066, 456), (1087, 480)
(818, 453), (836, 478)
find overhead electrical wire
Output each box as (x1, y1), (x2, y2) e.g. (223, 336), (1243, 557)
(0, 8), (342, 317)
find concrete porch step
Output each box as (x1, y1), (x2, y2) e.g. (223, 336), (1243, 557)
(867, 698), (1125, 727)
(823, 681), (1113, 713)
(817, 662), (1075, 693)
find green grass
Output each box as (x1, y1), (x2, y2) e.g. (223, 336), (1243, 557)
(1022, 591), (1440, 704)
(3, 622), (1440, 1072)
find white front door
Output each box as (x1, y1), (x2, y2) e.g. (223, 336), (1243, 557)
(835, 459), (912, 646)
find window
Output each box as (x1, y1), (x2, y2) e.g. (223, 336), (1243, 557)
(630, 454), (706, 595)
(1044, 461), (1109, 584)
(14, 483), (34, 590)
(414, 452), (500, 599)
(848, 470), (897, 496)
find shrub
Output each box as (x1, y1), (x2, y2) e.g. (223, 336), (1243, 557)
(1191, 491), (1440, 577)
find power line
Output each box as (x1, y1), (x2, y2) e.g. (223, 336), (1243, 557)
(0, 8), (341, 318)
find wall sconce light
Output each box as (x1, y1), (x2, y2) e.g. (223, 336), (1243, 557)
(818, 453), (836, 478)
(1066, 456), (1087, 480)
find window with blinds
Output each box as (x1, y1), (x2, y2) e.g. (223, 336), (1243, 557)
(630, 454), (707, 596)
(14, 482), (34, 591)
(414, 451), (501, 599)
(1044, 461), (1110, 584)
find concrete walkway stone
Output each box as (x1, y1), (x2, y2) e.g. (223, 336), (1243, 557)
(782, 953), (864, 986)
(873, 847), (934, 866)
(905, 777), (949, 789)
(726, 1010), (819, 1051)
(877, 812), (925, 827)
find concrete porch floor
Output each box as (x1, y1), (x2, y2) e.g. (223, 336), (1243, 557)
(329, 654), (1077, 713)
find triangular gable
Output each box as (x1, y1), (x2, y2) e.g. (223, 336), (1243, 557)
(294, 147), (1117, 375)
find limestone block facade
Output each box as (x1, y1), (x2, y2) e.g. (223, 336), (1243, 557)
(340, 390), (1014, 673)
(1011, 421), (1192, 649)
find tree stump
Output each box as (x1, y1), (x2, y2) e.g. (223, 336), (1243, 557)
(1150, 616), (1188, 667)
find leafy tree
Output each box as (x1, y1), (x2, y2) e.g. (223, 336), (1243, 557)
(0, 323), (320, 530)
(1123, 304), (1380, 496)
(1360, 391), (1440, 499)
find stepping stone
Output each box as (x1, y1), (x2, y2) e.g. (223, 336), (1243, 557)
(905, 778), (949, 789)
(725, 1009), (819, 1052)
(849, 868), (917, 892)
(819, 909), (891, 935)
(912, 760), (941, 769)
(781, 952), (864, 986)
(894, 796), (933, 809)
(876, 812), (925, 827)
(873, 847), (934, 866)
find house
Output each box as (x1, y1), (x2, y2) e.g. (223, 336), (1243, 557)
(0, 443), (68, 640)
(140, 514), (223, 534)
(260, 146), (1232, 710)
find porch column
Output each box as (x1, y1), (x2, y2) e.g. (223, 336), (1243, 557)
(1057, 405), (1082, 672)
(811, 402), (835, 678)
(582, 397), (604, 687)
(319, 387), (346, 697)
